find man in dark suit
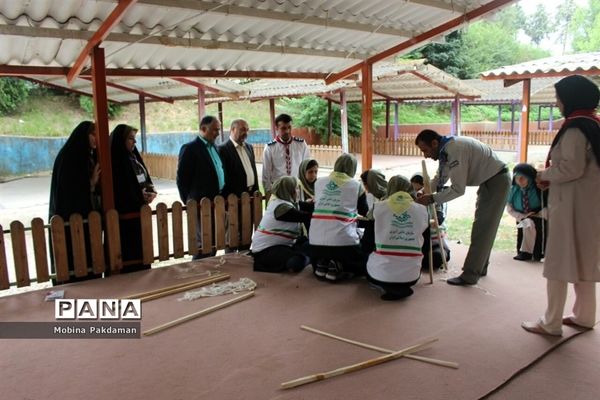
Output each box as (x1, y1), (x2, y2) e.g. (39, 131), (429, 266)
(219, 119), (260, 252)
(218, 119), (259, 197)
(177, 115), (225, 259)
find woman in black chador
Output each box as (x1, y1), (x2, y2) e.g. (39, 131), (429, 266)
(49, 121), (101, 283)
(110, 124), (156, 272)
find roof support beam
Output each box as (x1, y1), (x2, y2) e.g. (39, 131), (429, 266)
(0, 65), (330, 80)
(0, 25), (364, 60)
(325, 0), (516, 85)
(82, 77), (174, 103)
(91, 46), (115, 212)
(120, 0), (417, 37)
(361, 62), (373, 170)
(18, 76), (122, 103)
(67, 0), (138, 83)
(519, 79), (531, 163)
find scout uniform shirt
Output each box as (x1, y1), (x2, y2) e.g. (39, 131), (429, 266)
(431, 136), (506, 204)
(262, 136), (310, 193)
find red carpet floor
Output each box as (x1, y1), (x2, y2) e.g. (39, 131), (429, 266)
(0, 246), (598, 400)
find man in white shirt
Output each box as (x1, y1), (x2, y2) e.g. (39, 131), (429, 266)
(219, 119), (260, 252)
(415, 129), (511, 286)
(262, 113), (310, 195)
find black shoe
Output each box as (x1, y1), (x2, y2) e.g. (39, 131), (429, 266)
(513, 252), (532, 261)
(447, 276), (474, 286)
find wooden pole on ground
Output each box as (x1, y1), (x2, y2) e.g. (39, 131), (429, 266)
(281, 338), (438, 390)
(422, 161), (448, 277)
(123, 273), (230, 302)
(300, 326), (458, 369)
(143, 291), (254, 336)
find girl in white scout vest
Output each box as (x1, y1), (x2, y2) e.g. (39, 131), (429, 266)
(309, 154), (369, 281)
(250, 176), (311, 273)
(365, 175), (429, 300)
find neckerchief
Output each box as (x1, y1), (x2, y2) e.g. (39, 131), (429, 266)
(276, 135), (293, 175)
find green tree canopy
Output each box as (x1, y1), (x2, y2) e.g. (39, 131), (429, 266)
(571, 0), (600, 52)
(524, 4), (552, 45)
(0, 78), (30, 115)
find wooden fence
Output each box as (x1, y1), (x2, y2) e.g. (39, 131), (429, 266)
(0, 193), (262, 291)
(328, 130), (557, 154)
(143, 145), (344, 181)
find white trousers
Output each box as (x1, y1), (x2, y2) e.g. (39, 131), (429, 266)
(518, 218), (536, 253)
(539, 279), (597, 334)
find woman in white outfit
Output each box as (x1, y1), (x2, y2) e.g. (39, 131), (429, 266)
(522, 75), (600, 336)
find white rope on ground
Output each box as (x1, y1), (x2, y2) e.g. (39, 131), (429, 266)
(178, 278), (257, 300)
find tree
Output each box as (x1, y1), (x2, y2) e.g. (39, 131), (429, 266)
(405, 31), (470, 79)
(556, 0), (578, 54)
(282, 96), (386, 141)
(0, 78), (30, 115)
(406, 4), (549, 78)
(571, 0), (600, 52)
(524, 4), (551, 45)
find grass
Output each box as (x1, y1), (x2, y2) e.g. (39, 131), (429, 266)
(445, 213), (516, 253)
(1, 92), (560, 137)
(0, 94), (279, 136)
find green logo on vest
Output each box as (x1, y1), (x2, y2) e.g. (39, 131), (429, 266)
(326, 181), (338, 191)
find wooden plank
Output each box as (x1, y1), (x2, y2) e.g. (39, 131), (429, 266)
(252, 192), (263, 231)
(240, 192), (252, 246)
(200, 198), (213, 255)
(186, 200), (199, 257)
(0, 225), (8, 289)
(30, 218), (50, 283)
(123, 273), (230, 300)
(156, 202), (169, 261)
(143, 292), (254, 337)
(10, 221), (30, 287)
(105, 209), (123, 272)
(50, 216), (70, 283)
(140, 204), (154, 265)
(214, 196), (226, 251)
(69, 214), (88, 278)
(88, 211), (105, 274)
(171, 201), (185, 259)
(227, 194), (239, 249)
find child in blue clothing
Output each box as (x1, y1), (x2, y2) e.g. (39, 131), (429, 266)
(506, 163), (547, 261)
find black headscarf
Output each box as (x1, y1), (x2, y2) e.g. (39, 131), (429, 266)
(49, 121), (97, 219)
(551, 75), (600, 167)
(110, 124), (153, 213)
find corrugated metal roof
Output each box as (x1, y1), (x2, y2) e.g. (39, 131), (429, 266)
(0, 0), (513, 76)
(481, 52), (600, 79)
(464, 78), (560, 103)
(202, 60), (482, 104)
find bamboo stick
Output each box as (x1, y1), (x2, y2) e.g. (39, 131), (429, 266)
(422, 160), (448, 273)
(123, 273), (229, 301)
(300, 325), (458, 369)
(143, 291), (255, 336)
(281, 338), (438, 390)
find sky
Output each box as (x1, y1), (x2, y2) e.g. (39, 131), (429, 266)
(517, 0), (588, 54)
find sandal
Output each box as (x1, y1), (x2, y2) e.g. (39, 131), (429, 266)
(521, 321), (562, 336)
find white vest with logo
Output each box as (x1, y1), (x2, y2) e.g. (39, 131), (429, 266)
(367, 201), (429, 282)
(309, 175), (361, 246)
(250, 198), (301, 253)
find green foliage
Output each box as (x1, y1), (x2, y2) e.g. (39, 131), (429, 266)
(557, 0), (578, 53)
(571, 0), (600, 52)
(524, 4), (551, 45)
(405, 31), (470, 79)
(281, 96), (386, 141)
(0, 78), (30, 115)
(79, 96), (123, 118)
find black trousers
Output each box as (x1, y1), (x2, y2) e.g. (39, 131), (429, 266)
(310, 244), (368, 276)
(516, 216), (547, 260)
(252, 240), (310, 273)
